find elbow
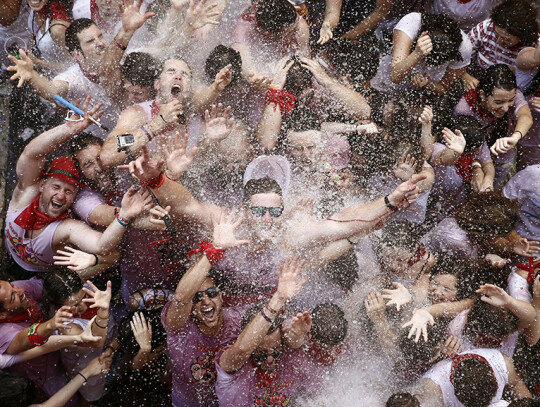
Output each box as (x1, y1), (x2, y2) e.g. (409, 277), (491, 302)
(390, 69), (402, 84)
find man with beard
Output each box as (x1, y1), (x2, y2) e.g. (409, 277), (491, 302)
(4, 98), (152, 274)
(7, 1), (154, 138)
(100, 57), (234, 167)
(161, 210), (248, 407)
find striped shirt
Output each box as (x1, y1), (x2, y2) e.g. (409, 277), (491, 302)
(468, 19), (524, 68)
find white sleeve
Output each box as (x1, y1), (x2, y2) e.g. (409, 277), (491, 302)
(449, 31), (472, 70)
(394, 12), (422, 41)
(0, 352), (24, 369)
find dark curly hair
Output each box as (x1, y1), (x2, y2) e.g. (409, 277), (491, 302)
(420, 14), (464, 66)
(491, 0), (539, 47)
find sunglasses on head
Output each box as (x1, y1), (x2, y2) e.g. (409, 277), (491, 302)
(249, 206), (284, 218)
(252, 348), (283, 364)
(192, 287), (220, 304)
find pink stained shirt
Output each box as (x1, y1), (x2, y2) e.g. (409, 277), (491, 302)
(161, 302), (242, 407)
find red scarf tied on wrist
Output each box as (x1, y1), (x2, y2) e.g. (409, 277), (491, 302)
(0, 298), (44, 324)
(454, 152), (476, 182)
(265, 88), (296, 114)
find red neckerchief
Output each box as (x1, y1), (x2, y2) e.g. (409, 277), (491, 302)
(265, 88), (296, 114)
(472, 333), (503, 349)
(150, 101), (178, 133)
(255, 365), (279, 389)
(90, 0), (119, 33)
(407, 243), (427, 267)
(76, 307), (99, 320)
(516, 256), (540, 283)
(0, 298), (44, 324)
(37, 1), (71, 23)
(454, 152), (476, 181)
(305, 335), (342, 366)
(464, 89), (494, 122)
(449, 353), (496, 385)
(14, 194), (70, 231)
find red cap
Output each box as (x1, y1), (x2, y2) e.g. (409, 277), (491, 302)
(43, 156), (84, 186)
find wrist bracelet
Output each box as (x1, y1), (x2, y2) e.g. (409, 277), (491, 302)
(265, 304), (278, 314)
(92, 254), (99, 267)
(141, 125), (153, 142)
(94, 319), (107, 329)
(165, 171), (180, 182)
(513, 130), (523, 139)
(104, 345), (116, 353)
(160, 114), (168, 125)
(113, 38), (127, 51)
(261, 309), (274, 324)
(346, 237), (355, 245)
(384, 195), (396, 210)
(28, 323), (48, 346)
(188, 241), (226, 265)
(452, 150), (461, 158)
(77, 371), (88, 383)
(116, 212), (129, 227)
(140, 172), (165, 189)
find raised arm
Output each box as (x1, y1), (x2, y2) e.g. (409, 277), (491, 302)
(165, 210), (249, 329)
(342, 0), (392, 40)
(286, 174), (426, 249)
(516, 46), (540, 71)
(219, 256), (307, 373)
(504, 354), (533, 400)
(490, 104), (533, 157)
(391, 30), (431, 84)
(7, 49), (69, 99)
(317, 0), (342, 45)
(300, 57), (371, 119)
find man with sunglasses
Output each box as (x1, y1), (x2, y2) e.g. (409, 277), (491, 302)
(216, 256), (320, 406)
(162, 210), (249, 407)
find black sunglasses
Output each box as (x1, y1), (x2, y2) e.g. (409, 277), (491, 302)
(252, 348), (283, 363)
(192, 287), (220, 304)
(249, 206), (284, 218)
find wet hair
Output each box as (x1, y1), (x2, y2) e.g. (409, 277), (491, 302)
(243, 177), (283, 205)
(255, 0), (297, 34)
(68, 133), (103, 175)
(120, 52), (159, 88)
(453, 358), (498, 407)
(509, 400), (540, 407)
(379, 221), (423, 253)
(42, 269), (84, 317)
(455, 192), (519, 247)
(283, 57), (313, 98)
(398, 321), (444, 365)
(241, 304), (284, 334)
(310, 303), (348, 346)
(448, 116), (486, 153)
(464, 298), (519, 343)
(321, 249), (359, 291)
(419, 14), (463, 66)
(490, 0), (539, 47)
(386, 393), (421, 407)
(65, 18), (95, 53)
(478, 64), (516, 97)
(205, 45), (242, 87)
(323, 38), (379, 82)
(286, 107), (321, 132)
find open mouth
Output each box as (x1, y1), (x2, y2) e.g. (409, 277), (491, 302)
(171, 85), (182, 97)
(51, 200), (63, 210)
(200, 306), (216, 321)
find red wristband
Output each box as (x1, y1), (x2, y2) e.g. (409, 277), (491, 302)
(28, 323), (48, 346)
(265, 87), (296, 114)
(140, 172), (165, 189)
(188, 241), (225, 265)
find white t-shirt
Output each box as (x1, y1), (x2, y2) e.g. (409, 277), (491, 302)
(371, 12), (472, 95)
(429, 0), (503, 32)
(54, 64), (118, 139)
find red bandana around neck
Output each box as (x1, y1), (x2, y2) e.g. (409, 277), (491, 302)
(516, 256), (540, 283)
(37, 1), (71, 23)
(454, 152), (476, 181)
(0, 298), (44, 324)
(449, 353), (496, 385)
(14, 194), (70, 231)
(464, 89), (493, 121)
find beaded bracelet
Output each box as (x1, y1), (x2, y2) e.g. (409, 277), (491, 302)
(113, 38), (127, 51)
(261, 309), (274, 324)
(116, 212), (129, 227)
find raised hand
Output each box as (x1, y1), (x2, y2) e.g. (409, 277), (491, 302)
(300, 57), (330, 84)
(212, 209), (250, 249)
(7, 48), (34, 88)
(442, 128), (466, 156)
(387, 173), (427, 209)
(476, 284), (512, 308)
(290, 311), (312, 336)
(203, 104), (235, 142)
(130, 312), (152, 352)
(247, 71), (271, 89)
(418, 105), (433, 126)
(214, 64), (233, 92)
(393, 154), (417, 181)
(65, 96), (105, 134)
(382, 282), (412, 312)
(402, 308), (435, 343)
(163, 130), (198, 180)
(117, 145), (165, 182)
(411, 73), (430, 88)
(185, 0), (220, 31)
(512, 237), (540, 257)
(414, 31), (433, 58)
(317, 21), (333, 45)
(83, 353), (112, 377)
(120, 0), (155, 33)
(462, 74), (479, 91)
(77, 316), (103, 344)
(276, 256), (308, 302)
(484, 253), (510, 268)
(365, 291), (387, 323)
(440, 336), (462, 357)
(271, 57), (295, 90)
(119, 186), (153, 222)
(490, 133), (521, 157)
(53, 246), (98, 271)
(83, 280), (112, 311)
(46, 305), (74, 331)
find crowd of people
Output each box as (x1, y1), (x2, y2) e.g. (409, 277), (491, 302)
(1, 0), (540, 405)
